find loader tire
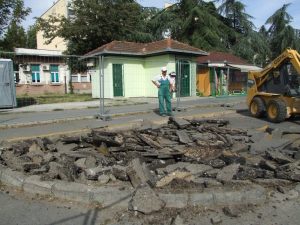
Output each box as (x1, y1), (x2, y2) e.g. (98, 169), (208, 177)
(250, 97), (265, 118)
(266, 99), (287, 123)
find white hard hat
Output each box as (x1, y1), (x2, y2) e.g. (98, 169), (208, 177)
(161, 66), (167, 72)
(169, 71), (176, 76)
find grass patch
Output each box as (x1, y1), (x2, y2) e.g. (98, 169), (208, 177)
(17, 93), (93, 106)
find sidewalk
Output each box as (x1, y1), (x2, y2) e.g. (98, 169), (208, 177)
(1, 96), (206, 113)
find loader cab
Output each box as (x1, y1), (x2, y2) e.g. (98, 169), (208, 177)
(259, 61), (300, 97)
(286, 63), (300, 96)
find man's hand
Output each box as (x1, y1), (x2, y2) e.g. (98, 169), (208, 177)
(152, 80), (160, 88)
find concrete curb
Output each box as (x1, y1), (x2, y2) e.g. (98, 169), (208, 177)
(0, 164), (133, 207)
(0, 111), (151, 130)
(0, 164), (267, 210)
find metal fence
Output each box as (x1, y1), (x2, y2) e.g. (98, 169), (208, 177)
(93, 56), (197, 120)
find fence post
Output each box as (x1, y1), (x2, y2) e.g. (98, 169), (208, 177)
(96, 55), (111, 120)
(64, 76), (67, 94)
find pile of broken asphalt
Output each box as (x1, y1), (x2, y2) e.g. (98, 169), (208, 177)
(0, 117), (300, 215)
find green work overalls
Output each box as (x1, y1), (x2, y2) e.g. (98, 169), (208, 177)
(158, 77), (172, 115)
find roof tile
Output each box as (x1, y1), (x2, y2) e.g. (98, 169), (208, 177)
(84, 39), (207, 56)
(197, 51), (250, 65)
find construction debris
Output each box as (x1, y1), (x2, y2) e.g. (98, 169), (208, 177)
(0, 117), (300, 195)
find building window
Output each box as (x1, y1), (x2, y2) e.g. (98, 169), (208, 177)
(31, 64), (40, 83)
(50, 65), (59, 83)
(81, 75), (88, 82)
(14, 71), (20, 84)
(51, 72), (59, 83)
(32, 72), (40, 83)
(71, 74), (79, 82)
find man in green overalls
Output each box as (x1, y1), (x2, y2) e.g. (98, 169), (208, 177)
(152, 67), (174, 116)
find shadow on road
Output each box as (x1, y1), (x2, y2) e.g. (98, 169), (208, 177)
(46, 193), (132, 225)
(236, 109), (300, 125)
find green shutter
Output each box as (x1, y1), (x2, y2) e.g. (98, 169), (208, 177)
(210, 68), (216, 96)
(31, 64), (40, 71)
(50, 65), (59, 72)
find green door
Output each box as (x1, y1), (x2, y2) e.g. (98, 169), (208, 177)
(176, 60), (190, 97)
(112, 64), (123, 97)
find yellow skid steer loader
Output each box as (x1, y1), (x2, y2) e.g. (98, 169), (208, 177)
(247, 49), (300, 122)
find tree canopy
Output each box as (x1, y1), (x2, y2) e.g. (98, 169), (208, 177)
(37, 0), (154, 55)
(0, 0), (30, 36)
(0, 0), (31, 51)
(0, 0), (298, 67)
(265, 3), (300, 58)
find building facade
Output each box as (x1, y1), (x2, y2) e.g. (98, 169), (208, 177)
(14, 48), (69, 95)
(197, 52), (261, 97)
(36, 0), (73, 51)
(84, 39), (208, 98)
(13, 48), (91, 95)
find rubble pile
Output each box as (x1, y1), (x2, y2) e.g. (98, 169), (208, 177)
(0, 117), (300, 188)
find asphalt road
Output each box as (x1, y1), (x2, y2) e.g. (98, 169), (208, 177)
(0, 97), (245, 127)
(0, 188), (115, 225)
(0, 102), (300, 225)
(1, 103), (299, 142)
(0, 105), (239, 141)
(225, 109), (300, 131)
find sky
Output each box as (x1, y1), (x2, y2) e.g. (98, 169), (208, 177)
(23, 0), (300, 30)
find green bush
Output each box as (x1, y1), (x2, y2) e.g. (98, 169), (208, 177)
(17, 97), (37, 107)
(16, 93), (93, 105)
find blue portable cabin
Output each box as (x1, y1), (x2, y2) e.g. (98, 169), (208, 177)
(0, 59), (17, 108)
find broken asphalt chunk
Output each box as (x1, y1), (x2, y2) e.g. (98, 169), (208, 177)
(216, 164), (240, 182)
(127, 158), (156, 188)
(169, 117), (191, 129)
(266, 150), (294, 164)
(176, 130), (193, 144)
(128, 184), (165, 214)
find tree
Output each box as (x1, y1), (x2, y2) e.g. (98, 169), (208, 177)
(232, 30), (270, 66)
(0, 0), (30, 51)
(265, 4), (299, 58)
(37, 0), (154, 55)
(0, 0), (30, 36)
(148, 0), (235, 50)
(1, 23), (26, 51)
(26, 24), (37, 49)
(217, 0), (254, 33)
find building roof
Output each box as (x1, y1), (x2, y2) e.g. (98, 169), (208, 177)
(197, 51), (250, 65)
(15, 48), (63, 56)
(84, 39), (208, 57)
(39, 0), (67, 18)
